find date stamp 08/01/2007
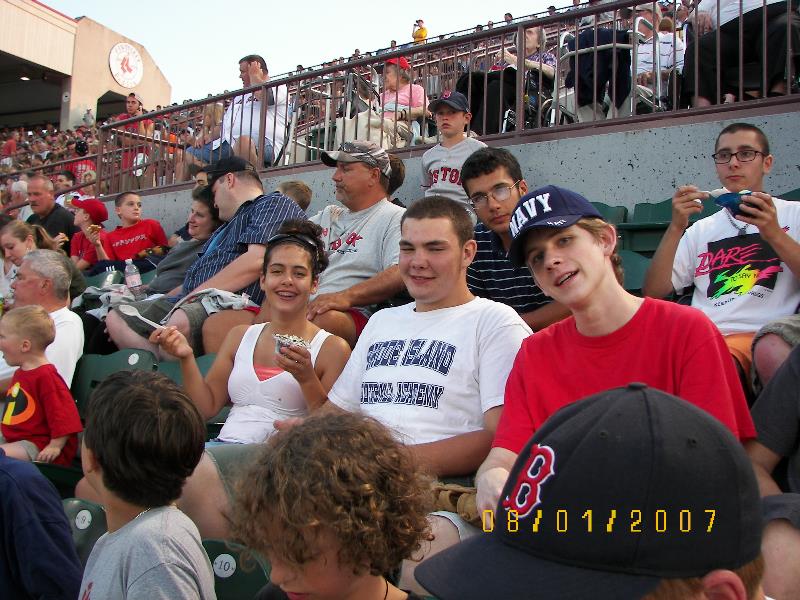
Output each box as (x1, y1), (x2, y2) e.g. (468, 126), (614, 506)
(480, 508), (718, 535)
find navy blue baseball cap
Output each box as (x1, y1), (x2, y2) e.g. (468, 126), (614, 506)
(428, 91), (470, 113)
(507, 185), (603, 267)
(414, 384), (762, 600)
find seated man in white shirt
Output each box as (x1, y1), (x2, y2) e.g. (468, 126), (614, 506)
(181, 54), (288, 175)
(0, 250), (83, 388)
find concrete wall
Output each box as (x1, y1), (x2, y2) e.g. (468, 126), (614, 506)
(0, 0), (76, 76)
(135, 108), (800, 235)
(65, 17), (171, 128)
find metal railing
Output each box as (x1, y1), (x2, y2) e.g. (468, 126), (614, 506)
(88, 0), (798, 197)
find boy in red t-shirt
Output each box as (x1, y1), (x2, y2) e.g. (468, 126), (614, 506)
(0, 306), (82, 466)
(69, 197), (109, 271)
(475, 185), (755, 514)
(93, 192), (168, 270)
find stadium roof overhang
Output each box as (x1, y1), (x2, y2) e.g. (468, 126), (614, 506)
(0, 50), (67, 129)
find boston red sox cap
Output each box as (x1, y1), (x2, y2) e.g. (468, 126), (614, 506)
(415, 383), (762, 600)
(507, 185), (602, 267)
(428, 91), (470, 113)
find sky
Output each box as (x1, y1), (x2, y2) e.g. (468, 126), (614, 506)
(45, 0), (555, 104)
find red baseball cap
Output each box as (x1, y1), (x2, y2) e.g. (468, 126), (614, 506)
(71, 197), (108, 225)
(384, 56), (411, 70)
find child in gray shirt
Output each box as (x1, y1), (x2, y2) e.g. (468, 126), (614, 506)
(78, 371), (216, 600)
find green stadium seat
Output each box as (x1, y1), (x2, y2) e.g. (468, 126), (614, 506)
(140, 269), (157, 285)
(617, 198), (719, 255)
(619, 250), (651, 294)
(156, 355), (227, 439)
(202, 539), (270, 600)
(157, 354), (217, 385)
(590, 202), (628, 225)
(71, 349), (158, 417)
(781, 187), (800, 201)
(34, 462), (84, 499)
(84, 270), (123, 289)
(62, 497), (108, 566)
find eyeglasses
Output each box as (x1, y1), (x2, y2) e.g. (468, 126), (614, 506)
(711, 149), (765, 164)
(468, 181), (521, 208)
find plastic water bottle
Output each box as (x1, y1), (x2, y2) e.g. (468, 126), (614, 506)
(124, 259), (145, 301)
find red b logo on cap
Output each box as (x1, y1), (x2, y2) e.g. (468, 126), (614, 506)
(502, 444), (555, 519)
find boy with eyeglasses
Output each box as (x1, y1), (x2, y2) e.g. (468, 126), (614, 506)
(461, 147), (569, 331)
(644, 123), (800, 379)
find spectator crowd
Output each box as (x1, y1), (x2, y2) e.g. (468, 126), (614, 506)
(0, 0), (799, 597)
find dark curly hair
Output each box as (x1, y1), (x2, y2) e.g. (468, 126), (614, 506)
(262, 218), (329, 280)
(231, 413), (434, 575)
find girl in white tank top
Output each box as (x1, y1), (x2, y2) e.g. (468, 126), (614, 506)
(151, 221), (351, 442)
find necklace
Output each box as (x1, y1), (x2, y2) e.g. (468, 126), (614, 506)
(134, 507), (152, 520)
(382, 577), (389, 600)
(724, 209), (749, 236)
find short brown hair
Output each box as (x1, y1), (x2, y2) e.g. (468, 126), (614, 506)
(716, 123), (770, 155)
(642, 555), (765, 600)
(83, 371), (205, 507)
(402, 196), (474, 246)
(388, 154), (406, 196)
(231, 413), (433, 575)
(2, 305), (55, 351)
(114, 191), (139, 208)
(277, 180), (312, 212)
(576, 217), (624, 285)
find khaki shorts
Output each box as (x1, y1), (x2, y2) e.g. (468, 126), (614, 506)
(754, 314), (800, 350)
(204, 443), (262, 502)
(0, 433), (39, 460)
(114, 298), (209, 355)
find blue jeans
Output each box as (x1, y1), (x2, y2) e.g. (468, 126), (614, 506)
(185, 140), (234, 163)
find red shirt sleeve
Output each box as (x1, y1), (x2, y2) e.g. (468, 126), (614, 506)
(145, 219), (169, 247)
(493, 341), (537, 453)
(40, 373), (82, 440)
(675, 312), (756, 441)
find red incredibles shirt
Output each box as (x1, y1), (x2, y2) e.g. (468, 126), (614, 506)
(1, 364), (82, 466)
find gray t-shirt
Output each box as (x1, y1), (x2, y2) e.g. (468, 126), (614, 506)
(310, 199), (404, 303)
(79, 505), (216, 600)
(149, 238), (205, 294)
(421, 136), (487, 210)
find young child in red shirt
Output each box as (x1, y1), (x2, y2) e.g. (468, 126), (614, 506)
(0, 305), (82, 466)
(69, 197), (108, 271)
(94, 192), (168, 263)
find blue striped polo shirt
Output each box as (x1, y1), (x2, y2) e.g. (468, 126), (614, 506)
(467, 223), (549, 314)
(182, 192), (305, 304)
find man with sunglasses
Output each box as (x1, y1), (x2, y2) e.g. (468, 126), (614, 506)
(644, 122), (800, 380)
(461, 148), (569, 331)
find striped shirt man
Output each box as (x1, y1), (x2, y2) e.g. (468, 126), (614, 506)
(467, 222), (549, 314)
(183, 192), (304, 304)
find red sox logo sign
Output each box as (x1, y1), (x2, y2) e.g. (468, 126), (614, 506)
(501, 444), (555, 519)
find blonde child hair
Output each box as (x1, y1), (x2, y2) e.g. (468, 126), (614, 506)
(2, 305), (55, 351)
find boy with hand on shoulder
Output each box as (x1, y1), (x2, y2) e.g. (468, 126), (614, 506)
(89, 192), (169, 271)
(421, 91), (486, 216)
(79, 370), (215, 600)
(0, 305), (81, 465)
(69, 197), (109, 271)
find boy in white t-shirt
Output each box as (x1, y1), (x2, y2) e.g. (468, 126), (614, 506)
(644, 123), (800, 379)
(325, 196), (531, 478)
(421, 91), (486, 216)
